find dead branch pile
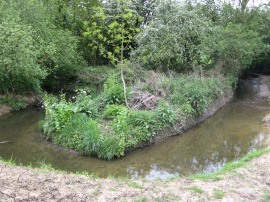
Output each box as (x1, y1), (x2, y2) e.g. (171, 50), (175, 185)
(130, 91), (161, 110)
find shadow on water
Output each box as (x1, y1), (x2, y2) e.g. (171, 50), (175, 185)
(0, 76), (270, 180)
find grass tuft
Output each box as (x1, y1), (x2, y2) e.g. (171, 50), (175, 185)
(213, 188), (225, 199)
(185, 186), (204, 194)
(262, 191), (270, 202)
(193, 147), (270, 181)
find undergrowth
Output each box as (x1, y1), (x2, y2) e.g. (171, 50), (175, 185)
(41, 71), (232, 160)
(0, 94), (27, 111)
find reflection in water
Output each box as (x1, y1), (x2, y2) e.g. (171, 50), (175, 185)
(0, 77), (270, 180)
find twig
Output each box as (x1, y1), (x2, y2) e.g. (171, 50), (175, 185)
(0, 141), (13, 144)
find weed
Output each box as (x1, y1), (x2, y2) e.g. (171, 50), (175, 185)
(36, 160), (55, 171)
(0, 156), (16, 166)
(127, 182), (144, 189)
(103, 74), (127, 105)
(89, 189), (101, 197)
(135, 196), (148, 202)
(213, 189), (225, 199)
(153, 193), (181, 202)
(186, 186), (204, 194)
(262, 191), (270, 202)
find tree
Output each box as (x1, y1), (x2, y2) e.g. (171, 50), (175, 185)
(83, 0), (141, 107)
(83, 0), (140, 65)
(0, 20), (46, 93)
(0, 0), (85, 93)
(199, 23), (265, 76)
(133, 1), (212, 72)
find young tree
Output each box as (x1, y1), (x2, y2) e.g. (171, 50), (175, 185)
(83, 0), (141, 106)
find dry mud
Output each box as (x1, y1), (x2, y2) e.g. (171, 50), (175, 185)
(0, 152), (269, 202)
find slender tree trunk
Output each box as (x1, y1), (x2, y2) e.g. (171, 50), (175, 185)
(240, 0), (249, 13)
(120, 31), (129, 108)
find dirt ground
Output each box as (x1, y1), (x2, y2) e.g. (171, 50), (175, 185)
(0, 105), (12, 117)
(0, 152), (269, 202)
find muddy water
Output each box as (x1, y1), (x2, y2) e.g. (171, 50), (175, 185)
(0, 77), (270, 180)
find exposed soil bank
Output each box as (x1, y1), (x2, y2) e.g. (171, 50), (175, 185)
(0, 105), (12, 117)
(0, 94), (40, 117)
(0, 151), (269, 201)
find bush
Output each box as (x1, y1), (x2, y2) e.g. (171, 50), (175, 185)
(0, 20), (46, 93)
(103, 75), (127, 105)
(74, 92), (99, 118)
(42, 94), (74, 137)
(0, 0), (85, 93)
(199, 23), (265, 76)
(103, 104), (127, 120)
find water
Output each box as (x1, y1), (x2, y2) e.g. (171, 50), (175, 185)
(0, 77), (270, 180)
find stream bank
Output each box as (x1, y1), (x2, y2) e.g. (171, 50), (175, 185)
(152, 89), (233, 144)
(0, 149), (269, 201)
(1, 74), (270, 179)
(0, 94), (40, 117)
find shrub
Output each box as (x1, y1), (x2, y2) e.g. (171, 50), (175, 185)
(199, 23), (265, 76)
(0, 20), (46, 93)
(103, 75), (127, 105)
(103, 104), (127, 120)
(42, 94), (74, 138)
(0, 0), (85, 93)
(156, 100), (175, 127)
(74, 92), (99, 118)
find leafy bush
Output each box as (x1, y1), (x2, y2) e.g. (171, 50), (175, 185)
(75, 92), (99, 118)
(0, 0), (85, 93)
(103, 75), (127, 105)
(156, 100), (175, 127)
(0, 20), (46, 93)
(103, 104), (127, 120)
(199, 23), (265, 76)
(42, 94), (74, 137)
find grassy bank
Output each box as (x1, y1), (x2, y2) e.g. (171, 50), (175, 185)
(0, 147), (269, 180)
(40, 67), (233, 160)
(192, 146), (270, 181)
(1, 148), (269, 201)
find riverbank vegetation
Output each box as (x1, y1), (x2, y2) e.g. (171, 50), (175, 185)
(1, 0), (270, 158)
(41, 73), (232, 159)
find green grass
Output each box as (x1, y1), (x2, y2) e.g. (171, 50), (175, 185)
(213, 189), (225, 199)
(193, 147), (270, 181)
(186, 186), (204, 194)
(262, 191), (270, 202)
(0, 157), (16, 166)
(135, 196), (148, 202)
(126, 181), (144, 189)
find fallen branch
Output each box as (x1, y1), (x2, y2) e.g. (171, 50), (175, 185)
(0, 141), (13, 144)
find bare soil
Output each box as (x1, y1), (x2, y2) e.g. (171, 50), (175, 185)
(0, 152), (269, 202)
(0, 94), (39, 117)
(0, 105), (12, 117)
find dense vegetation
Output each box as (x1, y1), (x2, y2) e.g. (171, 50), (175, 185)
(41, 73), (231, 159)
(1, 0), (270, 159)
